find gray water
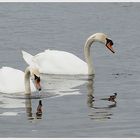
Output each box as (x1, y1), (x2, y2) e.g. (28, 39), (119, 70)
(0, 2), (140, 138)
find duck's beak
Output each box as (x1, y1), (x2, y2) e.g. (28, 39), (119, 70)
(106, 42), (115, 53)
(34, 75), (41, 91)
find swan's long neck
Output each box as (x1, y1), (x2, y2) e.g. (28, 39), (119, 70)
(84, 37), (95, 75)
(24, 67), (31, 94)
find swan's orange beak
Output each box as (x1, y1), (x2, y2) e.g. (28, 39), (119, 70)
(106, 42), (115, 53)
(34, 75), (41, 91)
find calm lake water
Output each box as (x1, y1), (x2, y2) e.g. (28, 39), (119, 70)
(0, 2), (140, 138)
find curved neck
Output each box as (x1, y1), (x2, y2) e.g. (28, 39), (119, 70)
(84, 37), (95, 75)
(24, 67), (31, 94)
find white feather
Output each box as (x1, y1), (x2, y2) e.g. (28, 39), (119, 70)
(0, 67), (36, 94)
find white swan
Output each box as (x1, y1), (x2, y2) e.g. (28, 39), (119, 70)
(0, 66), (41, 94)
(22, 33), (115, 75)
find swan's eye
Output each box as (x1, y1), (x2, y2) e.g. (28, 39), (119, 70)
(34, 74), (40, 82)
(34, 74), (38, 80)
(106, 38), (114, 46)
(34, 74), (41, 91)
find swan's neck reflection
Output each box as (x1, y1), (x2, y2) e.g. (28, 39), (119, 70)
(87, 75), (117, 120)
(25, 95), (43, 121)
(87, 75), (95, 108)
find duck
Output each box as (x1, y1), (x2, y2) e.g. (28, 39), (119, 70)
(22, 32), (115, 75)
(108, 93), (117, 102)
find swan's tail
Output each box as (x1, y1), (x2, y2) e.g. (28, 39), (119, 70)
(22, 50), (34, 65)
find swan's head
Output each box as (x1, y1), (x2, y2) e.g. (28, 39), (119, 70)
(30, 67), (41, 91)
(93, 33), (115, 53)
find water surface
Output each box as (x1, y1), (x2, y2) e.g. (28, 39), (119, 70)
(0, 3), (140, 138)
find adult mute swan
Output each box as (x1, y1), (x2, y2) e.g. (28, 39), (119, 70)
(0, 66), (41, 94)
(22, 33), (115, 75)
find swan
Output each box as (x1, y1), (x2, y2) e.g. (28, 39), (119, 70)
(0, 66), (41, 94)
(22, 33), (115, 75)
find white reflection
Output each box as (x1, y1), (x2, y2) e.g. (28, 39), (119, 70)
(0, 93), (25, 108)
(40, 74), (88, 97)
(0, 74), (88, 109)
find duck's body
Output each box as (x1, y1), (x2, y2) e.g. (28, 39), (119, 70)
(108, 93), (117, 101)
(22, 33), (115, 75)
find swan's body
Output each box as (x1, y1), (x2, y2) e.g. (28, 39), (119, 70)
(22, 33), (115, 75)
(23, 50), (88, 75)
(0, 67), (41, 94)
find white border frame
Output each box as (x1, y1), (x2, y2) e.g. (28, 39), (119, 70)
(0, 0), (140, 2)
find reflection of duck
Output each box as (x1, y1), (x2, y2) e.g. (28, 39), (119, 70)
(86, 76), (117, 120)
(100, 93), (117, 103)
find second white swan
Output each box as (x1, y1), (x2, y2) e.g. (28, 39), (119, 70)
(0, 66), (41, 94)
(22, 33), (115, 75)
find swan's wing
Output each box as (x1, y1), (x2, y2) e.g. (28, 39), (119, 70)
(22, 50), (34, 65)
(22, 50), (40, 70)
(33, 50), (88, 74)
(0, 67), (35, 93)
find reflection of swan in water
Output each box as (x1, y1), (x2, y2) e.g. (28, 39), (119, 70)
(25, 95), (43, 121)
(86, 75), (117, 120)
(0, 73), (87, 112)
(87, 75), (95, 108)
(0, 94), (44, 117)
(40, 74), (88, 97)
(0, 93), (25, 109)
(0, 92), (26, 116)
